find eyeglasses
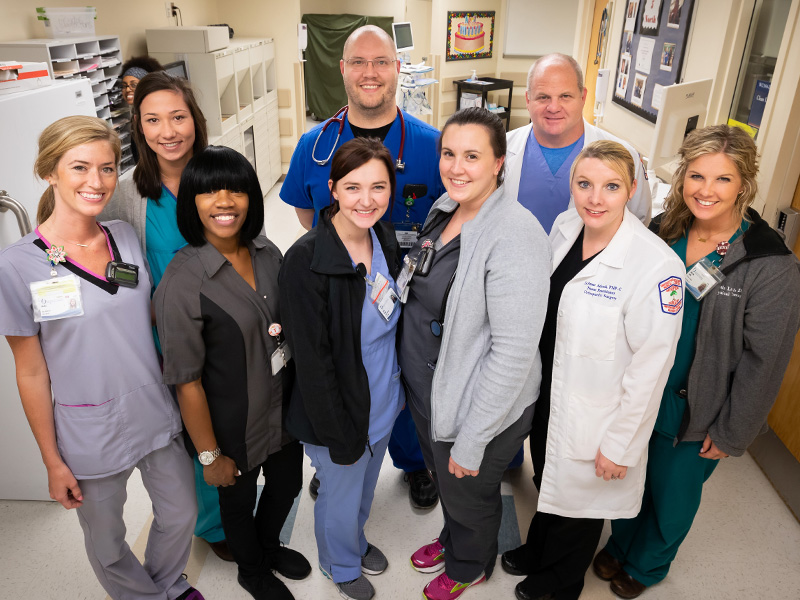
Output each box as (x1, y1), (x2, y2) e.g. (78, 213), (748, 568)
(121, 81), (138, 91)
(343, 58), (396, 72)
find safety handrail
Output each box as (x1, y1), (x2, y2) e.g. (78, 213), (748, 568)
(0, 190), (33, 238)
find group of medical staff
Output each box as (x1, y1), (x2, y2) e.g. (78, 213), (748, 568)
(1, 22), (799, 600)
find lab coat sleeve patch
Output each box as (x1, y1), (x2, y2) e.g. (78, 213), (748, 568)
(659, 276), (683, 315)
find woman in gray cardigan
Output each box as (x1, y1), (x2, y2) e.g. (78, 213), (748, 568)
(399, 108), (551, 600)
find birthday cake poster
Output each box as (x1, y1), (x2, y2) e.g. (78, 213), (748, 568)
(447, 11), (495, 61)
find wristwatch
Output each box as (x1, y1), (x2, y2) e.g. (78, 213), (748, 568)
(198, 448), (221, 466)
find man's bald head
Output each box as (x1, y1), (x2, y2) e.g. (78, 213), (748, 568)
(527, 53), (584, 94)
(343, 25), (396, 58)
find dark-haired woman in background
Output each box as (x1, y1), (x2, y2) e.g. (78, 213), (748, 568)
(280, 137), (403, 600)
(100, 71), (231, 560)
(119, 55), (163, 163)
(596, 125), (800, 599)
(401, 108), (551, 600)
(155, 146), (309, 600)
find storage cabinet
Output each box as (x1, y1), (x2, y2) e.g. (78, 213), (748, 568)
(0, 36), (133, 172)
(147, 32), (281, 194)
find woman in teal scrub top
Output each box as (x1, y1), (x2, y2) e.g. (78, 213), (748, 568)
(99, 71), (232, 560)
(594, 125), (800, 599)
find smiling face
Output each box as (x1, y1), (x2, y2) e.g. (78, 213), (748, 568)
(329, 158), (392, 232)
(570, 157), (635, 236)
(439, 124), (504, 209)
(46, 140), (117, 220)
(139, 89), (196, 168)
(195, 189), (249, 248)
(526, 59), (587, 148)
(121, 75), (139, 106)
(340, 31), (399, 119)
(682, 152), (744, 230)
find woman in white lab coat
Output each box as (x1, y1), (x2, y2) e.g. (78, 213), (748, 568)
(501, 140), (684, 600)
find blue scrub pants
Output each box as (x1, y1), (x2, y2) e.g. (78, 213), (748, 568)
(604, 432), (719, 586)
(388, 406), (427, 472)
(192, 455), (226, 543)
(304, 433), (391, 584)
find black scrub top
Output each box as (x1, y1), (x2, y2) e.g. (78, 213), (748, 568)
(539, 228), (601, 404)
(398, 215), (460, 420)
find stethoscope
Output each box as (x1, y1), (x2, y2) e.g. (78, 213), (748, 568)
(311, 105), (406, 173)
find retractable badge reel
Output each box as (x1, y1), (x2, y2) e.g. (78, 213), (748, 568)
(30, 245), (84, 322)
(268, 322), (292, 375)
(356, 264), (399, 321)
(686, 241), (729, 300)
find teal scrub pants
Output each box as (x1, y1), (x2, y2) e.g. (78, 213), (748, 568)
(193, 455), (226, 543)
(604, 431), (719, 587)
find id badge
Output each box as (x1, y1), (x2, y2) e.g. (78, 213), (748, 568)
(394, 223), (421, 249)
(685, 257), (724, 300)
(270, 341), (292, 375)
(395, 255), (417, 303)
(30, 274), (84, 322)
(370, 272), (399, 321)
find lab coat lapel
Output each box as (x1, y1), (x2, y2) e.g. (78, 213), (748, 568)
(505, 123), (531, 201)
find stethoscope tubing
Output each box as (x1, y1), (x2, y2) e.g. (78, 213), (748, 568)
(311, 105), (406, 171)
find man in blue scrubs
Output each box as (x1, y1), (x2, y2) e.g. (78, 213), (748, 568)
(281, 24), (444, 510)
(505, 53), (651, 234)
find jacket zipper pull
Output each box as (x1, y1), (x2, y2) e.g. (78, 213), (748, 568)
(366, 436), (374, 457)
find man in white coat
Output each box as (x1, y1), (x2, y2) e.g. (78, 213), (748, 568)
(505, 53), (651, 233)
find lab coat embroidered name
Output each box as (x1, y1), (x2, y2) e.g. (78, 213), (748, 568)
(658, 276), (683, 315)
(584, 281), (621, 301)
(717, 285), (742, 298)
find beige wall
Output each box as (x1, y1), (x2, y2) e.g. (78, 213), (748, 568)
(0, 0), (219, 56)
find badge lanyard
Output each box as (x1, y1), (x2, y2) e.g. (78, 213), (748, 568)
(30, 243), (84, 322)
(356, 263), (400, 321)
(686, 240), (730, 301)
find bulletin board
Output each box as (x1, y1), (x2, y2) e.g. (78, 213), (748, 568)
(612, 0), (696, 123)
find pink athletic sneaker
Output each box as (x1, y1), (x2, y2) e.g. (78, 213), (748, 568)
(410, 539), (445, 573)
(423, 572), (485, 600)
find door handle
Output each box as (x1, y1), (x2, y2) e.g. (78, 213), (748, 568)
(0, 191), (33, 238)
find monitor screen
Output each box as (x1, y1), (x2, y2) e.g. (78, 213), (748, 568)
(393, 22), (414, 52)
(648, 78), (713, 181)
(163, 60), (188, 81)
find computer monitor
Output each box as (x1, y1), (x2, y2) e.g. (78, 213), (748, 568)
(648, 78), (713, 181)
(163, 60), (188, 81)
(392, 22), (414, 53)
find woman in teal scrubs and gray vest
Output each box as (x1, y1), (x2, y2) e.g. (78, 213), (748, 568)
(100, 72), (231, 560)
(594, 125), (800, 598)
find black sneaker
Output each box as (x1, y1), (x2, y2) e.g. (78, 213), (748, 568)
(270, 546), (311, 580)
(404, 469), (438, 509)
(238, 572), (294, 600)
(309, 474), (320, 500)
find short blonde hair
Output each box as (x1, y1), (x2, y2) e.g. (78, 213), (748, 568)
(569, 140), (636, 197)
(35, 116), (120, 223)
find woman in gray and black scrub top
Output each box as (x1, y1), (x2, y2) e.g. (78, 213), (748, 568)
(154, 146), (310, 600)
(0, 116), (202, 600)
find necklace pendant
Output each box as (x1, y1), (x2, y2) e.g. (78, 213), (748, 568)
(697, 236), (707, 243)
(716, 241), (730, 256)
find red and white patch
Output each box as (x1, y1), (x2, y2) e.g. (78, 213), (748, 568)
(659, 276), (683, 315)
(268, 323), (282, 337)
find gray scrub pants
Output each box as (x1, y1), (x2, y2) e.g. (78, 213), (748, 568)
(75, 436), (197, 600)
(410, 400), (535, 583)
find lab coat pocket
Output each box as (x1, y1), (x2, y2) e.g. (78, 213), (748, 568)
(563, 393), (619, 461)
(566, 302), (619, 361)
(54, 399), (124, 478)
